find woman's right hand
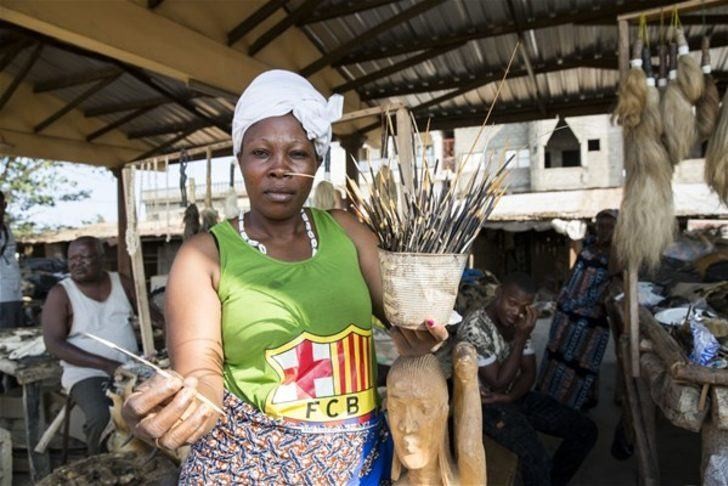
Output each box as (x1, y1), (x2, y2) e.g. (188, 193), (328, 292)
(122, 372), (218, 449)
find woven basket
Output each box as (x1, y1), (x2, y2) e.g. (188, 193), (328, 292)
(379, 249), (468, 330)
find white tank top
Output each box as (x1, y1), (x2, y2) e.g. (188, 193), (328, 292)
(59, 272), (139, 390)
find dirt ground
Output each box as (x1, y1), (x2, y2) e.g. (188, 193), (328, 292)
(531, 318), (702, 486)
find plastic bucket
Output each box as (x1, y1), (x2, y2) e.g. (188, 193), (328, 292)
(378, 249), (468, 330)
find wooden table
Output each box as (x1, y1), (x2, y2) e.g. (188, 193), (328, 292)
(609, 302), (728, 484)
(0, 327), (61, 482)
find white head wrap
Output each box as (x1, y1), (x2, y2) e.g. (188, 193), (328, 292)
(232, 70), (344, 160)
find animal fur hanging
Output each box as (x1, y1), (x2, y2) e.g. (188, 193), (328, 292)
(615, 45), (675, 272)
(704, 88), (728, 205)
(613, 39), (647, 130)
(662, 41), (698, 166)
(695, 36), (720, 141)
(675, 27), (705, 104)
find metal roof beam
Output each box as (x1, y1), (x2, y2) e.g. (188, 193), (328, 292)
(86, 106), (155, 142)
(33, 66), (123, 93)
(505, 0), (546, 115)
(0, 42), (42, 111)
(123, 67), (231, 134)
(333, 42), (464, 94)
(337, 0), (680, 65)
(126, 117), (224, 139)
(133, 126), (199, 162)
(34, 72), (121, 132)
(578, 14), (728, 25)
(369, 94), (614, 133)
(299, 0), (446, 78)
(147, 0), (164, 9)
(0, 38), (31, 73)
(228, 0), (289, 46)
(83, 95), (202, 117)
(361, 53), (617, 101)
(248, 0), (323, 56)
(0, 1), (272, 96)
(356, 94), (617, 133)
(302, 0), (393, 24)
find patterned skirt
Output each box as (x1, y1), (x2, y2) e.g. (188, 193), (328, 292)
(179, 392), (392, 485)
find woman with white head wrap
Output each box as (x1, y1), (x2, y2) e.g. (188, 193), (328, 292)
(122, 70), (447, 484)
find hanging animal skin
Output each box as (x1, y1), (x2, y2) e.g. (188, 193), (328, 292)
(675, 27), (705, 103)
(662, 41), (698, 166)
(705, 89), (728, 205)
(696, 36), (720, 142)
(616, 45), (675, 271)
(613, 39), (647, 130)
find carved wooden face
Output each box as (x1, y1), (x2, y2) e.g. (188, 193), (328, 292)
(387, 357), (449, 470)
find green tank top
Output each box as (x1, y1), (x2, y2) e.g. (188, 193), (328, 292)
(210, 208), (377, 424)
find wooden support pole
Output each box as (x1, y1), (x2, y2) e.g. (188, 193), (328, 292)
(0, 427), (11, 486)
(205, 146), (212, 208)
(339, 134), (364, 207)
(701, 416), (728, 483)
(618, 0), (728, 22)
(22, 382), (50, 482)
(122, 166), (155, 357)
(34, 404), (67, 454)
(619, 337), (659, 486)
(395, 105), (415, 194)
(617, 17), (640, 378)
(114, 169), (132, 279)
(628, 267), (640, 378)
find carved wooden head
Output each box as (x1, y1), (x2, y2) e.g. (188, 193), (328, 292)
(387, 353), (449, 472)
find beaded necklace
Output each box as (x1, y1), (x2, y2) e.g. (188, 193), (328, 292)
(238, 209), (317, 257)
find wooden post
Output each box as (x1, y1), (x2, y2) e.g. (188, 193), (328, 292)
(627, 267), (640, 377)
(340, 134), (365, 206)
(395, 105), (415, 194)
(22, 382), (50, 482)
(122, 166), (155, 357)
(0, 427), (11, 486)
(617, 17), (640, 378)
(205, 146), (212, 208)
(619, 338), (659, 486)
(114, 168), (132, 279)
(701, 416), (728, 483)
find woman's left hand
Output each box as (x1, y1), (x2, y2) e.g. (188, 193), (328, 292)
(390, 319), (449, 357)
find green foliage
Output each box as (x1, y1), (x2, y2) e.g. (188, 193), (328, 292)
(0, 156), (93, 235)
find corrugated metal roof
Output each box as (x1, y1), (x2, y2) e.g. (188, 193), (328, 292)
(299, 0), (728, 127)
(2, 0), (727, 163)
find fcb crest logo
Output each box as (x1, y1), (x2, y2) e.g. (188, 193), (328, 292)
(264, 324), (376, 422)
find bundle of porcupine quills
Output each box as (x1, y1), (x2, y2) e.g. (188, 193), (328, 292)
(345, 44), (520, 256)
(613, 10), (725, 273)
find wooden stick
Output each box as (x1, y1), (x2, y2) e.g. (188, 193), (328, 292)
(121, 166), (155, 357)
(284, 172), (316, 179)
(626, 266), (640, 377)
(619, 337), (660, 485)
(82, 333), (224, 415)
(699, 384), (710, 412)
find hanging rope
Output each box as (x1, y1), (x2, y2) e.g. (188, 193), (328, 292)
(639, 14), (649, 49)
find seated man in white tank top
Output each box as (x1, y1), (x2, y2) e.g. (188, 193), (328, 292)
(42, 236), (139, 455)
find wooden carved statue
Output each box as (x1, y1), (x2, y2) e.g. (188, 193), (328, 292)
(387, 342), (486, 485)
